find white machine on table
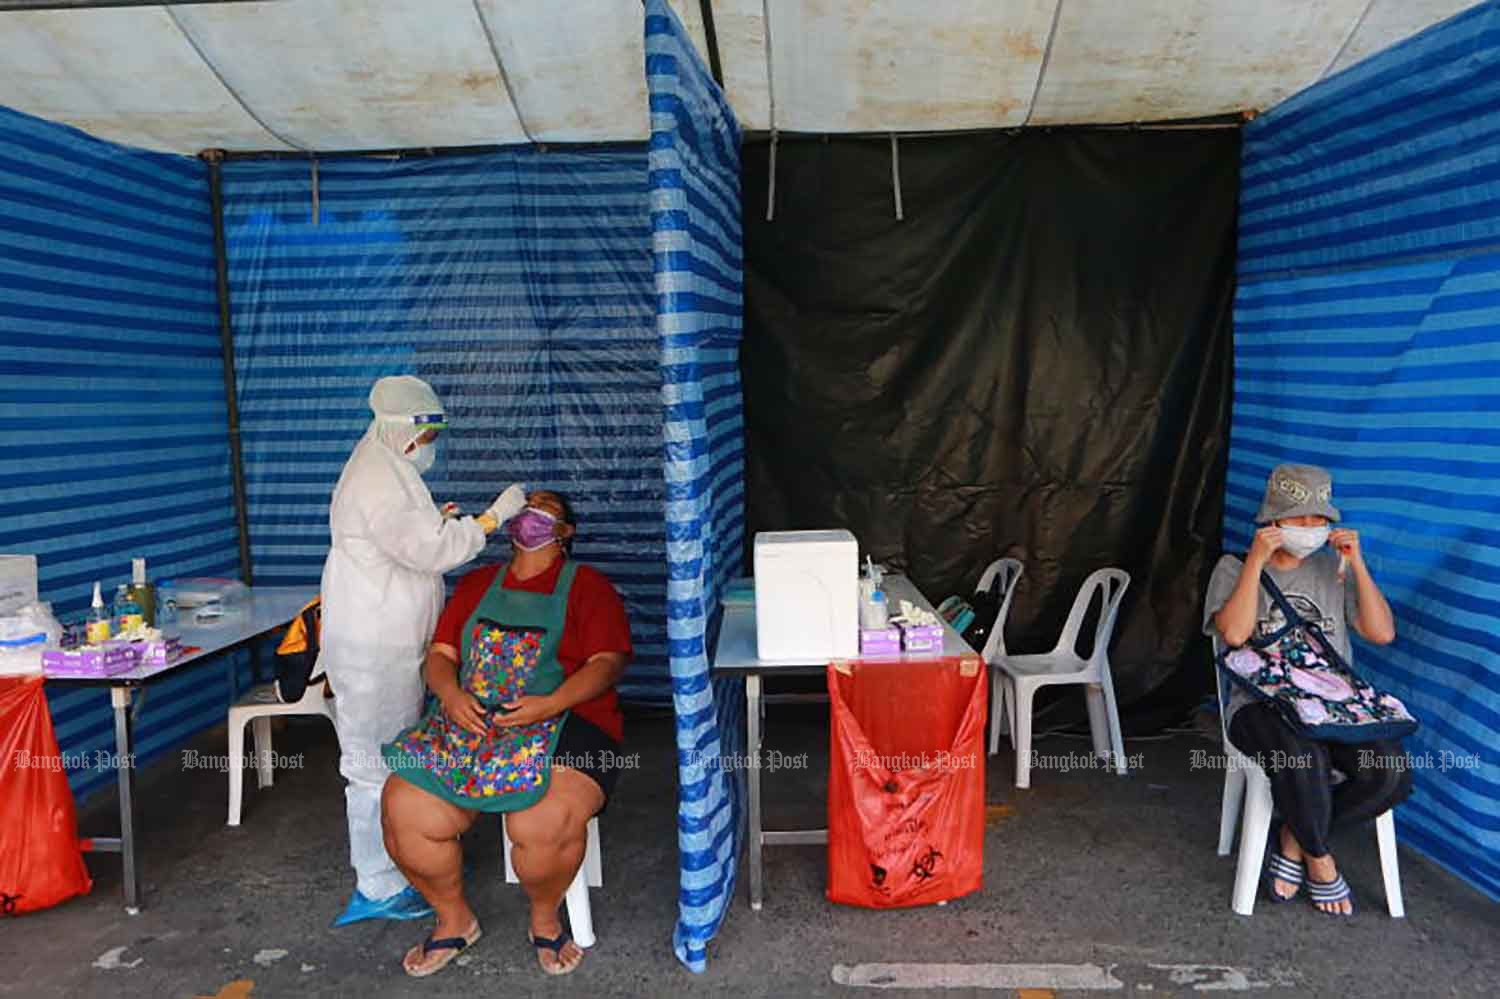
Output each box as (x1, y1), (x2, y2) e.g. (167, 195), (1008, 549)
(753, 529), (859, 661)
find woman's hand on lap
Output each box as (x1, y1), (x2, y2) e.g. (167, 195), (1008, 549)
(441, 689), (488, 736)
(494, 694), (561, 727)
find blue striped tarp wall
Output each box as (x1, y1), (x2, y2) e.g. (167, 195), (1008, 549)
(1234, 2), (1500, 899)
(221, 150), (671, 703)
(0, 106), (249, 801)
(646, 0), (748, 972)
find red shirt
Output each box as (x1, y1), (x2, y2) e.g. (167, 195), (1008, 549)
(434, 558), (630, 742)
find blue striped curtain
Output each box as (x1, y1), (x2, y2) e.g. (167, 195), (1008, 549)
(1234, 2), (1500, 898)
(221, 152), (671, 703)
(645, 0), (749, 972)
(0, 106), (246, 799)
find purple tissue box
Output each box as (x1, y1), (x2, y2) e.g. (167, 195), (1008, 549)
(860, 627), (902, 656)
(43, 641), (137, 677)
(900, 623), (944, 655)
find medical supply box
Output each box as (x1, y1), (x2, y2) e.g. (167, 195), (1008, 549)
(899, 623), (944, 654)
(859, 627), (902, 656)
(753, 530), (859, 662)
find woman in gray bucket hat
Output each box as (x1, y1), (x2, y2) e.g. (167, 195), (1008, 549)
(1203, 463), (1409, 916)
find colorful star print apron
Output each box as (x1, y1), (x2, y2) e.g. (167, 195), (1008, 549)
(383, 562), (575, 812)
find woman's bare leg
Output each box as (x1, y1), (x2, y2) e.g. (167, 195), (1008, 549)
(504, 767), (603, 973)
(381, 775), (480, 972)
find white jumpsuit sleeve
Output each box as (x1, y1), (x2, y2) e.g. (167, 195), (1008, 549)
(365, 492), (488, 575)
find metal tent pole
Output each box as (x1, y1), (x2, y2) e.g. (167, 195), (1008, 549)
(201, 150), (254, 588)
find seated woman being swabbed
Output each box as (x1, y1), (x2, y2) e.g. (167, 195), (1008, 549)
(381, 490), (631, 977)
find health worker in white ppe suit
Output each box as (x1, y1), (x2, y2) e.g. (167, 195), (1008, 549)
(322, 375), (527, 927)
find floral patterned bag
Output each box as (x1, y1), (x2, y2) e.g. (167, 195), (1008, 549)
(1216, 567), (1418, 743)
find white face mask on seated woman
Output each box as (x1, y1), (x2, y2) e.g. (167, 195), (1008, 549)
(1278, 523), (1330, 559)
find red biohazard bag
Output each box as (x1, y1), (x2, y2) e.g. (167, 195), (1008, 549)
(827, 656), (986, 908)
(0, 677), (93, 915)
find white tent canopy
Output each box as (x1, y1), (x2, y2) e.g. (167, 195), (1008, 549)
(0, 0), (1479, 152)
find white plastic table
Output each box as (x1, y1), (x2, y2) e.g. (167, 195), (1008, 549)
(711, 573), (978, 910)
(42, 585), (318, 912)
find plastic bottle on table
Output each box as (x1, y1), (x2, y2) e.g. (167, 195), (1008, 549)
(114, 583), (143, 636)
(156, 581), (179, 638)
(86, 581), (111, 644)
(128, 557), (156, 627)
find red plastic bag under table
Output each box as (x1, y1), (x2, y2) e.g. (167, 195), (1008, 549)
(0, 676), (93, 915)
(826, 656), (986, 908)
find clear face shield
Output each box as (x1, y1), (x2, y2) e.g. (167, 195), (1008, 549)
(378, 416), (446, 475)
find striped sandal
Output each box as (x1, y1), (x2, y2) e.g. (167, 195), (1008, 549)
(1264, 850), (1305, 903)
(1306, 873), (1355, 916)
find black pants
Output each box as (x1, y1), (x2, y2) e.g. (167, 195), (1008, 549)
(1228, 702), (1413, 858)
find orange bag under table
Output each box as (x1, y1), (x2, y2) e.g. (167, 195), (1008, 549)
(826, 655), (986, 908)
(0, 676), (92, 916)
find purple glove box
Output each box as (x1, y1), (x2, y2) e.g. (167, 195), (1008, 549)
(900, 623), (944, 654)
(130, 637), (182, 667)
(859, 627), (902, 656)
(43, 641), (137, 677)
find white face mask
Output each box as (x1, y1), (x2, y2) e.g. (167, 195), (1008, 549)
(407, 441), (436, 475)
(1279, 524), (1329, 559)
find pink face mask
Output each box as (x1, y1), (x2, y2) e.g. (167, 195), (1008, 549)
(506, 508), (559, 551)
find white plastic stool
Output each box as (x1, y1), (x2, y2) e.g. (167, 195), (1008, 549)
(1211, 647), (1404, 916)
(502, 816), (602, 948)
(226, 678), (335, 826)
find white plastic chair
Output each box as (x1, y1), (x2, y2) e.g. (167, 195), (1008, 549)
(226, 678), (335, 826)
(1212, 642), (1404, 916)
(502, 815), (603, 948)
(992, 568), (1130, 788)
(977, 558), (1025, 755)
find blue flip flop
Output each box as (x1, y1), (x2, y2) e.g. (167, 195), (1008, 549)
(1306, 873), (1355, 916)
(529, 928), (581, 976)
(404, 922), (483, 978)
(1264, 850), (1305, 903)
(332, 885), (435, 927)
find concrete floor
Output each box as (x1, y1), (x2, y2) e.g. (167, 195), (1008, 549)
(4, 702), (1496, 999)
